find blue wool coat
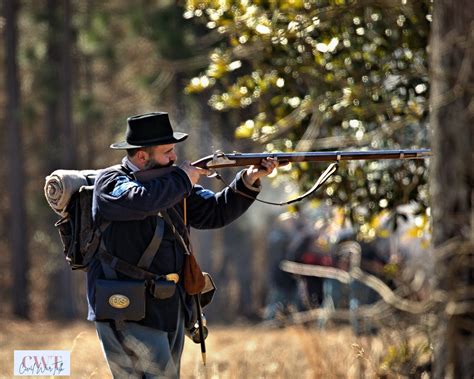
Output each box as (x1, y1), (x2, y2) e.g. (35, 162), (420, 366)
(87, 160), (260, 331)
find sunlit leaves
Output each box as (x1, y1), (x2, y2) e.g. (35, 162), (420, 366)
(185, 75), (215, 93)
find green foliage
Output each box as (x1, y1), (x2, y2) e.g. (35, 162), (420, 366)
(185, 0), (432, 230)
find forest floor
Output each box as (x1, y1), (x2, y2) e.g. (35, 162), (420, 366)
(0, 320), (392, 378)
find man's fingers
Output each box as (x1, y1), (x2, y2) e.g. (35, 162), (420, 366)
(196, 167), (211, 176)
(244, 157), (280, 185)
(260, 157), (279, 172)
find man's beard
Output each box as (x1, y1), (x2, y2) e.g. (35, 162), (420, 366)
(144, 157), (175, 170)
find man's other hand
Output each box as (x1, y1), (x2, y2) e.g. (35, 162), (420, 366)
(244, 157), (279, 186)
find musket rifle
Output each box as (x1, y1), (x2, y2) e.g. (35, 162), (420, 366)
(192, 148), (432, 169)
(190, 148), (431, 206)
(135, 148), (431, 206)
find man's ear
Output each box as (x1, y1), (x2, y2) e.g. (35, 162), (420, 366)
(135, 149), (149, 163)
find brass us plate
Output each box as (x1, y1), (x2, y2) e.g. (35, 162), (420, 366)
(109, 294), (130, 309)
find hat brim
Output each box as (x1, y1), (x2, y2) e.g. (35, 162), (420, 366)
(110, 132), (188, 149)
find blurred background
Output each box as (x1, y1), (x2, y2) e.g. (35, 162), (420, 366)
(2, 0), (472, 378)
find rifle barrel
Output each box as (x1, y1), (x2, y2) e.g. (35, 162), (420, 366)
(192, 149), (432, 169)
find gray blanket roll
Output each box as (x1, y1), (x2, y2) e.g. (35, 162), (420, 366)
(44, 169), (99, 216)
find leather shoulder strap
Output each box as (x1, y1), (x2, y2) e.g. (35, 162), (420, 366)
(136, 216), (165, 269)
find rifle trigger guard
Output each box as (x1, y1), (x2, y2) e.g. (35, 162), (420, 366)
(206, 169), (219, 178)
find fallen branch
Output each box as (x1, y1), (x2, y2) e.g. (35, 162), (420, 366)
(279, 260), (443, 314)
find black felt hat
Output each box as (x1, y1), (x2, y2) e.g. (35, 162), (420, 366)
(110, 112), (188, 149)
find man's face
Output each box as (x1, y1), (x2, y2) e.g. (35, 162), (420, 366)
(143, 144), (177, 170)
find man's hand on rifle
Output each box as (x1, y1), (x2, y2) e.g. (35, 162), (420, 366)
(244, 157), (279, 186)
(180, 161), (211, 185)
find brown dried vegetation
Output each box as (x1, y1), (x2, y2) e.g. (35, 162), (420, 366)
(0, 320), (415, 379)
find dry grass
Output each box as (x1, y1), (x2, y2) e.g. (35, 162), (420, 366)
(0, 320), (386, 378)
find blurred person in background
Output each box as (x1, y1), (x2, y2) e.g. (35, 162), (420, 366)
(317, 230), (355, 328)
(263, 212), (302, 320)
(290, 224), (333, 310)
(348, 240), (385, 335)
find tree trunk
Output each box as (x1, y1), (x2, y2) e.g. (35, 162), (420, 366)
(45, 0), (77, 319)
(45, 0), (62, 171)
(4, 0), (30, 319)
(61, 0), (76, 169)
(81, 0), (96, 168)
(430, 1), (474, 377)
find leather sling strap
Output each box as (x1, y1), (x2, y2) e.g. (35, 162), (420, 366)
(213, 162), (338, 206)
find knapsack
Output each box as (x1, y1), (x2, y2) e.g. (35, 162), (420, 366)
(45, 168), (113, 271)
(54, 185), (104, 270)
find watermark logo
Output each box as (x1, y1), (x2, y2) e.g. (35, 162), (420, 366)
(13, 350), (70, 376)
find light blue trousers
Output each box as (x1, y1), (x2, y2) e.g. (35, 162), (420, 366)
(95, 309), (185, 378)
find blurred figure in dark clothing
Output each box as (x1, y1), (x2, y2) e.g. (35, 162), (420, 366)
(289, 227), (333, 310)
(349, 240), (386, 335)
(317, 232), (355, 328)
(263, 213), (301, 320)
